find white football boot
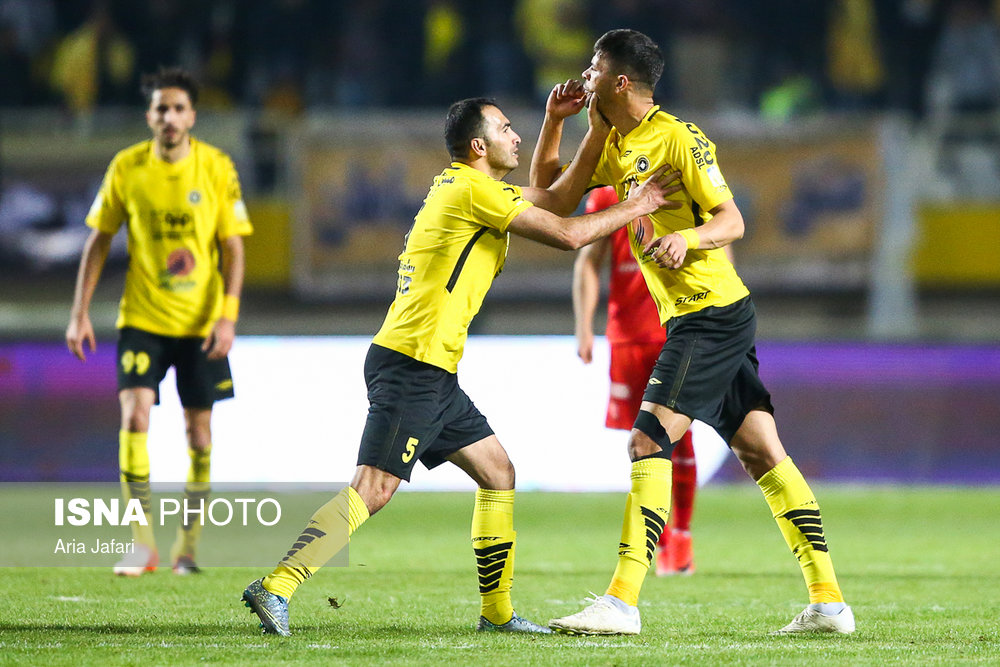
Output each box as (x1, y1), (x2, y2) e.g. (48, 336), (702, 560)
(549, 595), (641, 635)
(112, 544), (158, 577)
(774, 604), (855, 634)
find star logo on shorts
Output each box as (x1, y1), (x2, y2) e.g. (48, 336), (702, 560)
(647, 378), (662, 385)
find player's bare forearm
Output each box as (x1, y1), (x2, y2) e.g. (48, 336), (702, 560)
(643, 198), (745, 269)
(530, 80), (583, 188)
(219, 235), (246, 308)
(511, 167), (681, 251)
(572, 241), (606, 364)
(67, 230), (112, 361)
(530, 114), (565, 189)
(204, 235), (245, 359)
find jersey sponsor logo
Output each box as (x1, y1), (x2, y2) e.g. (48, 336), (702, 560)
(706, 164), (727, 189)
(188, 190), (202, 204)
(634, 155), (650, 173)
(675, 290), (710, 305)
(630, 215), (653, 244)
(689, 135), (714, 170)
(151, 210), (195, 240)
(166, 248), (196, 276)
(629, 215), (655, 261)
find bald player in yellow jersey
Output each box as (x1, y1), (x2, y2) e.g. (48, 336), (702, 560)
(240, 92), (683, 637)
(67, 67), (252, 577)
(547, 30), (855, 636)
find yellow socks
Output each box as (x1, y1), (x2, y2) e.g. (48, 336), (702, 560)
(171, 447), (211, 562)
(263, 485), (370, 599)
(472, 488), (516, 625)
(606, 458), (672, 606)
(119, 430), (156, 550)
(757, 456), (844, 603)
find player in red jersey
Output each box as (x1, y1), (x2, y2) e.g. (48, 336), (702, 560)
(573, 185), (696, 575)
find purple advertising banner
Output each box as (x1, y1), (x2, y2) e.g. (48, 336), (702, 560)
(2, 340), (998, 484)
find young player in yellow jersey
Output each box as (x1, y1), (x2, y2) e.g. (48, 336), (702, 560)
(66, 67), (252, 577)
(240, 92), (683, 636)
(546, 30), (855, 636)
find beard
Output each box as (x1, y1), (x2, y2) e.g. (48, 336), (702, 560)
(159, 128), (185, 149)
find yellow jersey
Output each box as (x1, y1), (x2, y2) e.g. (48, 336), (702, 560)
(591, 106), (749, 323)
(86, 138), (253, 337)
(373, 162), (532, 372)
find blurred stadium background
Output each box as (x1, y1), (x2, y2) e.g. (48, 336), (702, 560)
(1, 0), (999, 486)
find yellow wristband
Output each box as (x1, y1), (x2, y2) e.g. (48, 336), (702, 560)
(677, 228), (700, 250)
(221, 295), (240, 322)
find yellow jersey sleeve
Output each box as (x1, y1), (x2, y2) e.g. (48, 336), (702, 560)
(660, 119), (732, 215)
(86, 157), (128, 234)
(215, 154), (253, 239)
(468, 178), (532, 232)
(588, 135), (616, 191)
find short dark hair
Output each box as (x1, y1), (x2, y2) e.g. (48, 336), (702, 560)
(594, 29), (664, 91)
(140, 66), (199, 106)
(444, 97), (496, 159)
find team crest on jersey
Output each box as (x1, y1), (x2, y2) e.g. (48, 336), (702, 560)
(634, 155), (650, 173)
(188, 190), (202, 204)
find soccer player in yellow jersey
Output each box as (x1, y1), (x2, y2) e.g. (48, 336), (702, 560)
(240, 93), (683, 636)
(66, 67), (252, 577)
(547, 30), (855, 635)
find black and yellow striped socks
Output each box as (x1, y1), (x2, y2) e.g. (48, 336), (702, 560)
(472, 488), (516, 625)
(757, 456), (844, 603)
(119, 430), (156, 550)
(263, 485), (370, 599)
(171, 446), (211, 562)
(606, 458), (671, 606)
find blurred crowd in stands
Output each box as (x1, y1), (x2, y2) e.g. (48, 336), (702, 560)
(0, 0), (998, 121)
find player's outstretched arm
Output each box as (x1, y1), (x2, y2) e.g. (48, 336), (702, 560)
(66, 229), (113, 362)
(572, 238), (610, 364)
(642, 198), (744, 269)
(509, 165), (682, 251)
(203, 234), (245, 360)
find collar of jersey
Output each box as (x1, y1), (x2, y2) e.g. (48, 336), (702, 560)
(612, 105), (660, 157)
(449, 161), (500, 183)
(149, 137), (197, 168)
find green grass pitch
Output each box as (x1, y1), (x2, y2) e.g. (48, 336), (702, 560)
(2, 486), (999, 665)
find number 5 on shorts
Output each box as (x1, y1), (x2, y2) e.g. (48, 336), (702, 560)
(401, 437), (419, 463)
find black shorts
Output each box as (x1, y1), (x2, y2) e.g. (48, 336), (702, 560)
(640, 296), (773, 444)
(357, 344), (494, 481)
(116, 326), (235, 408)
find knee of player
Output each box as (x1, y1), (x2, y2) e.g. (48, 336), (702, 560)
(121, 411), (151, 433)
(628, 410), (673, 461)
(351, 471), (400, 515)
(495, 459), (515, 489)
(627, 431), (664, 461)
(479, 458), (516, 490)
(185, 425), (212, 451)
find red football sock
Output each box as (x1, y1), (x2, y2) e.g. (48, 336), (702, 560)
(670, 430), (697, 531)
